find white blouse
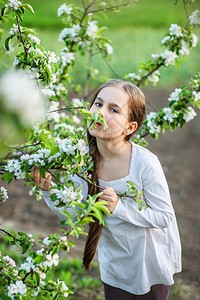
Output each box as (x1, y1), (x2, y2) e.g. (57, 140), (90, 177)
(41, 142), (182, 295)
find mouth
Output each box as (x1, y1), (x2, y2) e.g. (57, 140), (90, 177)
(94, 122), (102, 126)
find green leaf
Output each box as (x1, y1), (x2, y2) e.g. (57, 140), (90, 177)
(90, 207), (104, 225)
(21, 243), (29, 254)
(97, 26), (107, 35)
(33, 271), (40, 286)
(5, 36), (13, 51)
(94, 205), (110, 216)
(52, 246), (58, 255)
(62, 210), (73, 220)
(0, 294), (12, 299)
(22, 4), (35, 14)
(34, 255), (44, 264)
(39, 167), (46, 178)
(1, 171), (14, 183)
(77, 217), (93, 225)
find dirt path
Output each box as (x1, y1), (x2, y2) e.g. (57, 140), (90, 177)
(0, 87), (199, 299)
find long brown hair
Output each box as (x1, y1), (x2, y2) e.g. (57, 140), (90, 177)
(82, 79), (146, 270)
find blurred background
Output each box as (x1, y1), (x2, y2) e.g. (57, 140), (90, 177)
(0, 1), (200, 299)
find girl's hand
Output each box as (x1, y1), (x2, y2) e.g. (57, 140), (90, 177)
(99, 187), (119, 213)
(31, 166), (52, 191)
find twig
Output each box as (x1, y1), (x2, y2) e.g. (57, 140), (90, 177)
(136, 62), (164, 87)
(95, 42), (122, 78)
(80, 0), (97, 26)
(0, 228), (16, 239)
(49, 106), (85, 113)
(87, 1), (132, 15)
(16, 15), (28, 57)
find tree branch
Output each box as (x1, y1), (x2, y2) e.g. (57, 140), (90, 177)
(136, 61), (164, 87)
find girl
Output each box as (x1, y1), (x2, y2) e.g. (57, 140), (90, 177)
(31, 79), (182, 300)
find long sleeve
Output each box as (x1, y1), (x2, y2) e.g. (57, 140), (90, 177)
(40, 175), (88, 221)
(111, 155), (174, 228)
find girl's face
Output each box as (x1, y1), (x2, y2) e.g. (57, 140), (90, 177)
(89, 86), (137, 141)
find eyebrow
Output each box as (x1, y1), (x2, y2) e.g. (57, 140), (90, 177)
(96, 97), (122, 111)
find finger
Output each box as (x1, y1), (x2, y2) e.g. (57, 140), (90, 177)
(31, 166), (38, 179)
(45, 171), (51, 179)
(99, 194), (111, 202)
(43, 175), (52, 191)
(102, 189), (113, 196)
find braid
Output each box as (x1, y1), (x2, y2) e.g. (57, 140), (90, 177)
(82, 79), (146, 270)
(82, 133), (103, 270)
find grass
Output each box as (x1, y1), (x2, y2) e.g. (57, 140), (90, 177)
(0, 0), (199, 88)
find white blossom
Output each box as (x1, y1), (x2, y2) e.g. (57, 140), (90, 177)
(44, 253), (59, 267)
(190, 33), (198, 47)
(169, 24), (183, 37)
(54, 123), (75, 134)
(47, 51), (58, 64)
(60, 236), (68, 246)
(26, 68), (40, 79)
(43, 236), (52, 246)
(162, 107), (176, 122)
(31, 288), (40, 297)
(55, 186), (83, 203)
(42, 87), (56, 97)
(146, 112), (161, 134)
(192, 91), (200, 102)
(72, 115), (81, 124)
(72, 98), (83, 107)
(59, 138), (76, 155)
(3, 255), (16, 267)
(183, 107), (197, 122)
(127, 73), (141, 81)
(8, 280), (27, 299)
(168, 88), (182, 102)
(105, 43), (113, 55)
(20, 149), (51, 166)
(179, 40), (190, 56)
(27, 34), (40, 45)
(86, 21), (99, 38)
(59, 24), (80, 42)
(57, 279), (69, 297)
(60, 50), (75, 65)
(36, 248), (44, 255)
(34, 267), (46, 279)
(77, 139), (86, 153)
(55, 83), (66, 95)
(47, 101), (60, 122)
(57, 4), (72, 17)
(13, 56), (20, 67)
(6, 0), (22, 10)
(5, 159), (26, 180)
(9, 24), (19, 35)
(161, 36), (170, 44)
(0, 69), (46, 126)
(151, 53), (160, 60)
(148, 70), (160, 84)
(0, 187), (8, 202)
(20, 256), (35, 273)
(161, 50), (178, 67)
(189, 10), (200, 25)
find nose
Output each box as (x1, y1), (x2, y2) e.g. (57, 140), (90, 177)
(98, 106), (105, 118)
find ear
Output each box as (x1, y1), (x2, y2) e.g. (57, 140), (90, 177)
(123, 121), (138, 136)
